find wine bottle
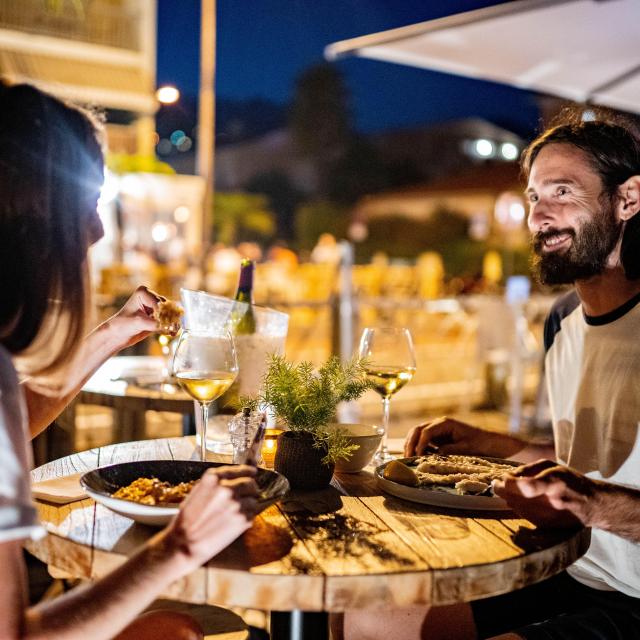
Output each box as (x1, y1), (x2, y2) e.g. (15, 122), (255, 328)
(230, 258), (256, 334)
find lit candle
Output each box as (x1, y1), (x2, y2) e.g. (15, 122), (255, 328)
(261, 428), (283, 469)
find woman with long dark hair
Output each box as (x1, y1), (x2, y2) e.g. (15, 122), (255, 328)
(0, 82), (258, 639)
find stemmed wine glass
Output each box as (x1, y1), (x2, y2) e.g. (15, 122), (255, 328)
(172, 330), (238, 461)
(359, 327), (416, 465)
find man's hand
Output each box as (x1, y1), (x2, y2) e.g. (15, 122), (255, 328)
(404, 416), (525, 458)
(162, 465), (259, 572)
(492, 460), (598, 529)
(105, 286), (165, 351)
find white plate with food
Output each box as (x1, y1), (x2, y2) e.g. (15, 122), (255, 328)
(376, 454), (520, 511)
(80, 460), (289, 526)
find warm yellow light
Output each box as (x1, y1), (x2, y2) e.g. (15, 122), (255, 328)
(483, 250), (503, 285)
(156, 85), (180, 104)
(261, 429), (283, 469)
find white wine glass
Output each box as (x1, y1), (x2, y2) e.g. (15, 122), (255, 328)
(172, 330), (238, 461)
(359, 327), (416, 465)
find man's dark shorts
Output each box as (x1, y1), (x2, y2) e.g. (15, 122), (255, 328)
(471, 572), (640, 639)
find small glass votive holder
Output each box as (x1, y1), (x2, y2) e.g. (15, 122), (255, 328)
(261, 428), (283, 469)
(229, 409), (265, 465)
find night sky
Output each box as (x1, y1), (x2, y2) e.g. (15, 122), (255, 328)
(156, 0), (541, 138)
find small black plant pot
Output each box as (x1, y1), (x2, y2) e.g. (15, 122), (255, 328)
(274, 431), (335, 490)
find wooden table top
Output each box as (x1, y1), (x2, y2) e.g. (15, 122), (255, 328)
(27, 437), (590, 613)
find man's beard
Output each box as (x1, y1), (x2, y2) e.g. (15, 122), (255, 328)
(530, 200), (622, 285)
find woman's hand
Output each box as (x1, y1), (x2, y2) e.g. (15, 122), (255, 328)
(492, 460), (597, 529)
(404, 416), (524, 458)
(162, 465), (259, 572)
(105, 286), (165, 351)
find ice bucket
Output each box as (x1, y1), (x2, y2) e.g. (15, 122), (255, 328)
(180, 289), (289, 451)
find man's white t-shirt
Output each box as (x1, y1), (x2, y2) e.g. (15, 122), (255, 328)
(545, 289), (640, 597)
(0, 344), (44, 543)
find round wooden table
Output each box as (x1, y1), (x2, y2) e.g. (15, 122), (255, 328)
(27, 437), (590, 640)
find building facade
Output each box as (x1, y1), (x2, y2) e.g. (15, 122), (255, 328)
(0, 0), (157, 154)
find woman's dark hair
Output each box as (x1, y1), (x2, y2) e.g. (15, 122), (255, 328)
(0, 82), (104, 371)
(522, 112), (640, 279)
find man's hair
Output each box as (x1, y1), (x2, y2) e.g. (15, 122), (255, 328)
(521, 111), (640, 279)
(0, 82), (104, 372)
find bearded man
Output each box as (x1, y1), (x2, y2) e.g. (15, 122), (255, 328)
(340, 118), (640, 640)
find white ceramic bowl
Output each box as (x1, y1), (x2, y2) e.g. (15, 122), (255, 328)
(80, 460), (289, 526)
(330, 423), (384, 473)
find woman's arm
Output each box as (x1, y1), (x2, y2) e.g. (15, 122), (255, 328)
(24, 287), (162, 439)
(0, 540), (28, 640)
(1, 467), (258, 640)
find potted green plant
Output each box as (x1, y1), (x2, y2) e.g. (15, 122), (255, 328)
(249, 355), (372, 490)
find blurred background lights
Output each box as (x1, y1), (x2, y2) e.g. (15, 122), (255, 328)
(156, 85), (180, 104)
(500, 142), (518, 161)
(509, 201), (525, 222)
(495, 191), (526, 229)
(151, 222), (170, 242)
(469, 211), (490, 241)
(474, 138), (494, 158)
(348, 221), (368, 242)
(157, 138), (172, 155)
(177, 136), (192, 152)
(170, 129), (186, 145)
(173, 205), (190, 223)
(213, 247), (244, 274)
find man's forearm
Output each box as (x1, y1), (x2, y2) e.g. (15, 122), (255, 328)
(23, 320), (123, 438)
(513, 441), (556, 464)
(589, 482), (640, 543)
(478, 430), (555, 463)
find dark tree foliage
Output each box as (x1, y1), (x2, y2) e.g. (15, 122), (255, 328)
(290, 63), (352, 196)
(245, 170), (302, 241)
(290, 63), (352, 157)
(361, 208), (470, 261)
(327, 136), (389, 205)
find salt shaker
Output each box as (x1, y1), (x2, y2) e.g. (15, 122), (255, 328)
(229, 408), (266, 465)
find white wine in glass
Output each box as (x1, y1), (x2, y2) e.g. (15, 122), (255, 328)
(172, 331), (238, 461)
(359, 327), (416, 465)
(174, 371), (236, 403)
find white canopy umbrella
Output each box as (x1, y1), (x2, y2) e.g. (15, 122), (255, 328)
(325, 0), (640, 115)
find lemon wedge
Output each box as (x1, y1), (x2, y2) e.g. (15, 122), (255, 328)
(383, 460), (419, 487)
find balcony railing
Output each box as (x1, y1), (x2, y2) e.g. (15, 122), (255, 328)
(0, 0), (142, 51)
